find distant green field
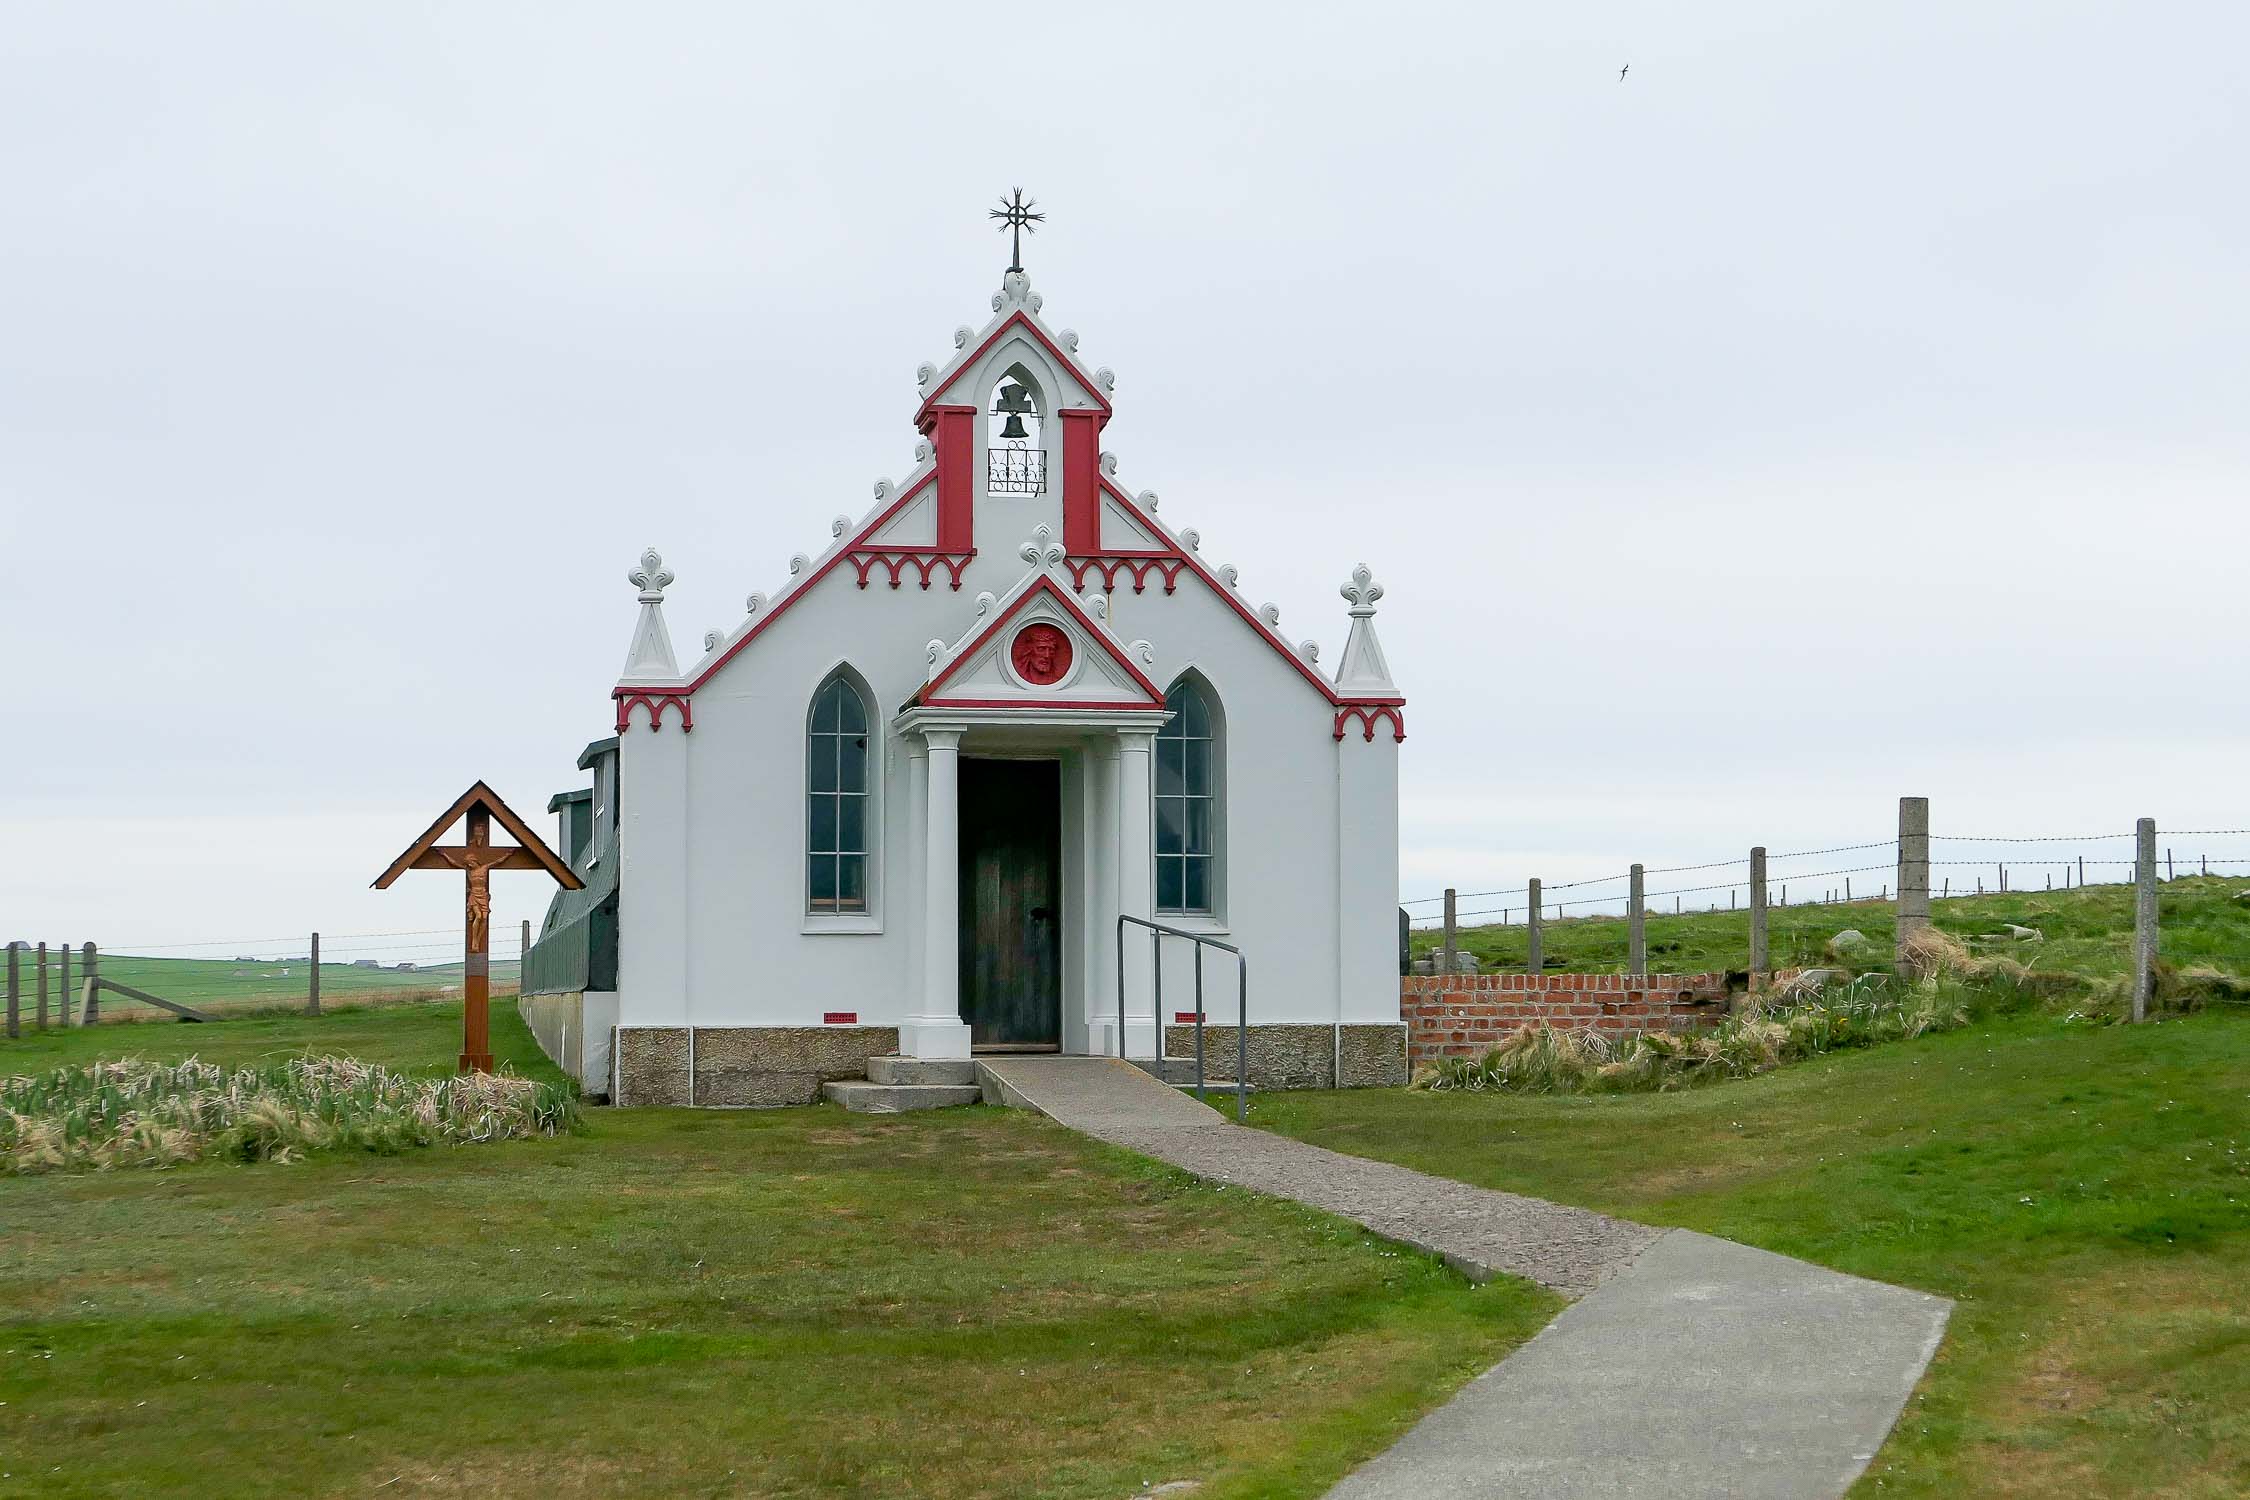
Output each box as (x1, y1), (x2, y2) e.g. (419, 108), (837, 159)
(3, 951), (519, 1023)
(1412, 874), (2250, 979)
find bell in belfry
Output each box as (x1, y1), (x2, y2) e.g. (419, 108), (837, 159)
(994, 383), (1035, 441)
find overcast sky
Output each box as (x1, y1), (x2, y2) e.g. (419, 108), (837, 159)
(5, 2), (2246, 961)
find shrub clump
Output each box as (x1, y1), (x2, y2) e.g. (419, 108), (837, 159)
(1, 1056), (577, 1175)
(1412, 978), (1972, 1095)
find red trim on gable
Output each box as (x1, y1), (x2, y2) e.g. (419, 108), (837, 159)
(917, 405), (977, 554)
(913, 311), (1113, 428)
(914, 574), (1167, 707)
(1095, 480), (1372, 710)
(917, 696), (1169, 712)
(1060, 409), (1107, 554)
(680, 472), (936, 694)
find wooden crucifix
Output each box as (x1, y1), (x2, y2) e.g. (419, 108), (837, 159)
(373, 782), (584, 1072)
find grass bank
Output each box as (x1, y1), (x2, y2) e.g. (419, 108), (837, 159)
(0, 1002), (1556, 1499)
(1251, 1008), (2250, 1497)
(1414, 873), (2250, 980)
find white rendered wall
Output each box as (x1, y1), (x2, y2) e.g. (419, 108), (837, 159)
(615, 512), (1397, 1038)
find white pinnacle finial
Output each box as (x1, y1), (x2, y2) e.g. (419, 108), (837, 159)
(630, 548), (673, 603)
(620, 548), (681, 682)
(1019, 524), (1066, 568)
(1333, 562), (1395, 695)
(1341, 563), (1383, 616)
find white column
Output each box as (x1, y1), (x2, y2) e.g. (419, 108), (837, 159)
(1088, 737), (1122, 1056)
(1116, 728), (1157, 1058)
(900, 726), (972, 1059)
(903, 737), (928, 1026)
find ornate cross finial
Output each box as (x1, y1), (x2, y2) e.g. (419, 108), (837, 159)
(630, 548), (673, 602)
(989, 187), (1044, 274)
(1019, 523), (1066, 568)
(1341, 563), (1384, 615)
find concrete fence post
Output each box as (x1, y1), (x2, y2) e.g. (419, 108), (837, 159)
(59, 944), (72, 1028)
(309, 932), (322, 1017)
(1749, 847), (1769, 986)
(35, 941), (48, 1030)
(2133, 817), (2157, 1023)
(1441, 888), (1458, 977)
(1896, 795), (1931, 968)
(1526, 878), (1543, 973)
(82, 943), (97, 1024)
(1627, 864), (1646, 976)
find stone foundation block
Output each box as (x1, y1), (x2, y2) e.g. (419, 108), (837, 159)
(1159, 1022), (1408, 1089)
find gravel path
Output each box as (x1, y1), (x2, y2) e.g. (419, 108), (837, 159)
(978, 1055), (1953, 1498)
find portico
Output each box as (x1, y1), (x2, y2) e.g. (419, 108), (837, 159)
(893, 711), (1162, 1061)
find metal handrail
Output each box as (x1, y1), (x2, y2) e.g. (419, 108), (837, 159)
(1117, 914), (1248, 1123)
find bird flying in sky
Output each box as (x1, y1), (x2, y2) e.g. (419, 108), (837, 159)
(1619, 64), (1630, 81)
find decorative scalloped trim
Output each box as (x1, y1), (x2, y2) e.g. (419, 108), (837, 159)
(1066, 554), (1186, 595)
(847, 550), (974, 591)
(1333, 704), (1405, 743)
(615, 691), (694, 733)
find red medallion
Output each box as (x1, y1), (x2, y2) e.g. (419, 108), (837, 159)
(1010, 623), (1073, 685)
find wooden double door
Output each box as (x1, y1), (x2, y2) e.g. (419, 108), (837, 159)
(958, 758), (1062, 1050)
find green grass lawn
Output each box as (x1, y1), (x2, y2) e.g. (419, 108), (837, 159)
(0, 1002), (1556, 1499)
(1251, 1008), (2250, 1498)
(5, 951), (520, 1020)
(1415, 873), (2250, 979)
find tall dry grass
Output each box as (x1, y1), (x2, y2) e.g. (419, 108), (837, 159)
(1, 1056), (577, 1175)
(1413, 977), (1973, 1095)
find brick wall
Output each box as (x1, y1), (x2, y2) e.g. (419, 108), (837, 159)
(1401, 972), (1738, 1067)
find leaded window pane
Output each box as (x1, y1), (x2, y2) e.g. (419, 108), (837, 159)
(1155, 738), (1185, 797)
(809, 674), (873, 913)
(1156, 857), (1184, 912)
(1156, 680), (1217, 915)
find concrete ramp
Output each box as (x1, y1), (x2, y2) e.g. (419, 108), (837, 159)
(976, 1053), (1950, 1499)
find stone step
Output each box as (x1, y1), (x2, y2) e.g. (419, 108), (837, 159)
(820, 1081), (983, 1114)
(867, 1055), (977, 1087)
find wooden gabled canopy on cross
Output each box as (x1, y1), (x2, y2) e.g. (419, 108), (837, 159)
(373, 781), (584, 1073)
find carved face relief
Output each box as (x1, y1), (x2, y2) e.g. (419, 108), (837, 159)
(1010, 623), (1073, 686)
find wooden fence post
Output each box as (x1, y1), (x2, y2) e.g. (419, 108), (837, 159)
(2132, 817), (2157, 1023)
(1749, 847), (1769, 987)
(82, 943), (98, 1023)
(5, 941), (18, 1039)
(1526, 878), (1543, 973)
(35, 941), (48, 1030)
(1627, 864), (1646, 976)
(1441, 888), (1458, 976)
(59, 944), (72, 1027)
(309, 932), (322, 1016)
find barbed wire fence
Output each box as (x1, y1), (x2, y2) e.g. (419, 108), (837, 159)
(1400, 800), (2247, 1021)
(3, 918), (540, 1037)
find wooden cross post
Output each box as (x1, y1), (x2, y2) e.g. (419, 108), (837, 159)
(374, 782), (583, 1073)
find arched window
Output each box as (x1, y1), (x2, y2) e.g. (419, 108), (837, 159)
(807, 673), (872, 914)
(1155, 678), (1219, 915)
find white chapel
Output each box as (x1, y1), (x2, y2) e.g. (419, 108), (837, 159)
(522, 222), (1406, 1105)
